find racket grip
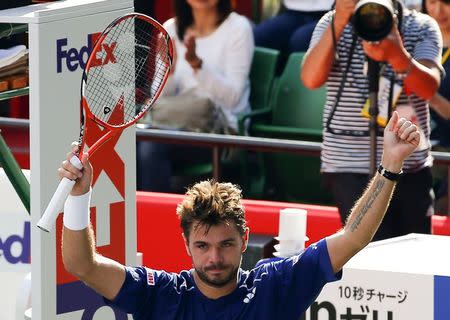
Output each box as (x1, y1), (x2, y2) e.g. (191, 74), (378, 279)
(37, 155), (83, 232)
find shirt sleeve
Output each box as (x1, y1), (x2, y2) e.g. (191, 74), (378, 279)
(104, 266), (174, 315)
(412, 13), (445, 76)
(308, 10), (334, 50)
(194, 15), (254, 110)
(265, 239), (342, 316)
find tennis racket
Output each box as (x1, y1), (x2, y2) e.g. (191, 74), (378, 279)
(37, 13), (173, 232)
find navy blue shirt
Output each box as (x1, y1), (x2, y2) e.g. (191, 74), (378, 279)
(106, 239), (341, 320)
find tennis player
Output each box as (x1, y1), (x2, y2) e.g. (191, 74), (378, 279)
(60, 111), (419, 319)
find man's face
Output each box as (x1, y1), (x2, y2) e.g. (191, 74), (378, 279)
(184, 221), (248, 288)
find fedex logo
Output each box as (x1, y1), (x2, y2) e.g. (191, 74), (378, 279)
(0, 222), (30, 264)
(56, 32), (117, 73)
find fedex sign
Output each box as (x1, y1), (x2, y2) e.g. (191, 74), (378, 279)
(56, 32), (117, 73)
(0, 222), (30, 264)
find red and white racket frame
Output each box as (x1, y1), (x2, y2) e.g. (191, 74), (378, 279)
(37, 13), (173, 232)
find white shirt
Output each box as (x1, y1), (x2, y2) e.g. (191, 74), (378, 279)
(283, 0), (334, 12)
(163, 12), (254, 131)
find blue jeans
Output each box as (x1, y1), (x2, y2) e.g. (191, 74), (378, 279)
(253, 9), (327, 73)
(253, 9), (325, 53)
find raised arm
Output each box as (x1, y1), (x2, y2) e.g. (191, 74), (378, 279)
(61, 143), (125, 300)
(301, 0), (357, 89)
(326, 111), (420, 273)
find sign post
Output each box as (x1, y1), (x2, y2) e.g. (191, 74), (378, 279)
(0, 1), (135, 319)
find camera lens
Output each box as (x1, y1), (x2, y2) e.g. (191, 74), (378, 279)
(352, 0), (394, 42)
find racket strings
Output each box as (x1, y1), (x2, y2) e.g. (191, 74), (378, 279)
(84, 16), (170, 127)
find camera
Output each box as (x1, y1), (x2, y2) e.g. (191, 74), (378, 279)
(352, 0), (396, 42)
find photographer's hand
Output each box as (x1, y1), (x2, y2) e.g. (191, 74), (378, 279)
(362, 24), (440, 100)
(335, 0), (358, 27)
(362, 25), (406, 63)
(302, 0), (358, 88)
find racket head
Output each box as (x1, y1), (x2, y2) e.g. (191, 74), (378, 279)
(77, 13), (173, 154)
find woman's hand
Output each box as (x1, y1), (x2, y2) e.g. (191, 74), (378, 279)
(184, 30), (202, 70)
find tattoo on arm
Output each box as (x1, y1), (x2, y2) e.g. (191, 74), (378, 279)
(350, 179), (386, 232)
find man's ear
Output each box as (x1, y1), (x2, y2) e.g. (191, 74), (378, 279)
(241, 227), (250, 253)
(182, 233), (192, 257)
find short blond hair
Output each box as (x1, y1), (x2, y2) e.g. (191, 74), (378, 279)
(176, 180), (246, 240)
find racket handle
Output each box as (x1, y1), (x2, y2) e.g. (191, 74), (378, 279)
(37, 155), (83, 232)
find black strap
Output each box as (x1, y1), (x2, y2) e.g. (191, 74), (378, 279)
(325, 1), (404, 137)
(387, 74), (395, 119)
(388, 1), (404, 123)
(325, 22), (368, 136)
(378, 164), (403, 181)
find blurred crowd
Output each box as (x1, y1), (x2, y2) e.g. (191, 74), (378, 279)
(133, 0), (450, 242)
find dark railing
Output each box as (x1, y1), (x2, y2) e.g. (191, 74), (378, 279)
(0, 131), (30, 212)
(1, 117), (450, 214)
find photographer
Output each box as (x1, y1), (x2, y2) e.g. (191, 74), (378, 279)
(301, 0), (443, 240)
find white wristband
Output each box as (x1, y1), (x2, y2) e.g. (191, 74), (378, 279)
(63, 189), (92, 230)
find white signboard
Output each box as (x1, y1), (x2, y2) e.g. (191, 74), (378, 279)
(305, 234), (450, 320)
(305, 270), (432, 320)
(0, 169), (30, 320)
(0, 1), (135, 319)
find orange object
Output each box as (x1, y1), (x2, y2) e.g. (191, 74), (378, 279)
(0, 80), (8, 92)
(4, 73), (28, 89)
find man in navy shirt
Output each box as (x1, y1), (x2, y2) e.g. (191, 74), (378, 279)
(60, 111), (420, 319)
